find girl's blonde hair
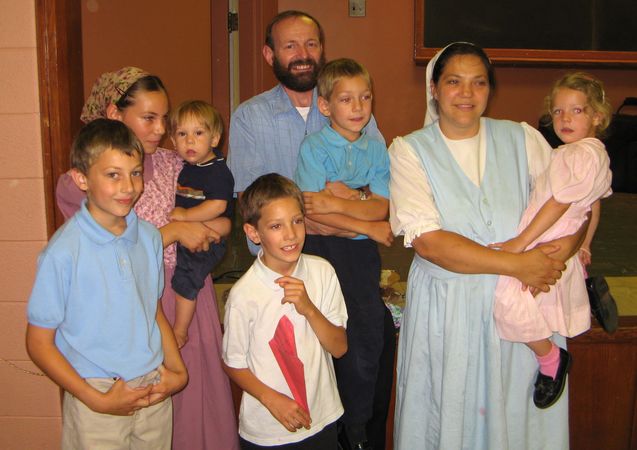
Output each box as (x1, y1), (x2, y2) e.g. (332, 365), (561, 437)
(545, 72), (612, 137)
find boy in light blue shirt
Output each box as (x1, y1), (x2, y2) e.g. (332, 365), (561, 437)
(26, 119), (187, 449)
(294, 58), (393, 450)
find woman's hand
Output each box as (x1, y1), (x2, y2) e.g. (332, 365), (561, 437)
(162, 221), (220, 252)
(514, 245), (566, 293)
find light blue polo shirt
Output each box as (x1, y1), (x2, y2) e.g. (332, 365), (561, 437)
(294, 125), (390, 239)
(27, 201), (164, 380)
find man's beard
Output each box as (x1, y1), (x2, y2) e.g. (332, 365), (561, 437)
(273, 54), (325, 92)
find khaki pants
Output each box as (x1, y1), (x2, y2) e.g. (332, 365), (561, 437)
(62, 370), (172, 450)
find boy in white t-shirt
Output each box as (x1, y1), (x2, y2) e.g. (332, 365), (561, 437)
(222, 173), (348, 449)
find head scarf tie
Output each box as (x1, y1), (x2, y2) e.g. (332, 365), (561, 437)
(80, 67), (150, 123)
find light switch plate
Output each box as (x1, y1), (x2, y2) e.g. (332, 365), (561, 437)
(349, 0), (366, 17)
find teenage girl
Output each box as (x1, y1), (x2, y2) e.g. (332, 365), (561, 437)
(492, 72), (612, 409)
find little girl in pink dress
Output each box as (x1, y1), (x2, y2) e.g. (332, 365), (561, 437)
(492, 73), (612, 409)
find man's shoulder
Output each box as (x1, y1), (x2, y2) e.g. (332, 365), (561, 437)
(233, 85), (283, 115)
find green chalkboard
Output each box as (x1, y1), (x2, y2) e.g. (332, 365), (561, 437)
(414, 0), (637, 65)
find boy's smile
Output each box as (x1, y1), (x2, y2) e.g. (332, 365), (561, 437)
(72, 148), (143, 234)
(244, 197), (305, 276)
(318, 75), (373, 142)
(172, 116), (220, 165)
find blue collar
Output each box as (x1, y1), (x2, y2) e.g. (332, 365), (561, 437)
(74, 200), (139, 245)
(271, 85), (319, 117)
(321, 124), (370, 149)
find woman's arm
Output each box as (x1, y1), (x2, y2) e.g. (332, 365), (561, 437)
(159, 221), (220, 252)
(412, 229), (565, 292)
(170, 199), (228, 222)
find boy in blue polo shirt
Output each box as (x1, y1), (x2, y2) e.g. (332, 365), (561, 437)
(294, 58), (392, 450)
(26, 119), (187, 449)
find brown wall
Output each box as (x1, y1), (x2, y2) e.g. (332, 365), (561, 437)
(280, 0), (637, 143)
(82, 0), (213, 119)
(0, 2), (62, 449)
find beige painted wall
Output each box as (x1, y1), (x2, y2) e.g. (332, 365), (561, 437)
(280, 0), (637, 143)
(0, 1), (62, 449)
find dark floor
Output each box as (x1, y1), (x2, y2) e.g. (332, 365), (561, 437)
(213, 193), (637, 283)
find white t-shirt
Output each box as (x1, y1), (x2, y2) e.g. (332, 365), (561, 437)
(222, 252), (347, 446)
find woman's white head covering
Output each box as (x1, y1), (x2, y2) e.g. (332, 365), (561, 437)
(424, 42), (477, 126)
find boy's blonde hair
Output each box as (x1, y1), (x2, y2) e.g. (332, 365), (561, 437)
(545, 72), (612, 137)
(317, 58), (371, 100)
(240, 173), (304, 226)
(71, 118), (143, 174)
(170, 100), (223, 136)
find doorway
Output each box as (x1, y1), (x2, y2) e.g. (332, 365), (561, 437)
(37, 0), (277, 232)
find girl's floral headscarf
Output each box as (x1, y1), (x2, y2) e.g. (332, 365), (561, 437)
(80, 66), (150, 123)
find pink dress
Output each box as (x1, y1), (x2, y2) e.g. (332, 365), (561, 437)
(56, 148), (239, 450)
(494, 138), (612, 342)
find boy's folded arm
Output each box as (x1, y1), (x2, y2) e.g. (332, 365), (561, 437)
(303, 190), (388, 221)
(306, 213), (393, 247)
(171, 199), (228, 222)
(26, 324), (152, 415)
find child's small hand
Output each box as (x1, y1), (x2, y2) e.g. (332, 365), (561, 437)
(173, 326), (189, 349)
(276, 276), (316, 317)
(366, 221), (394, 247)
(325, 181), (359, 200)
(578, 247), (592, 266)
(169, 207), (188, 222)
(96, 378), (152, 416)
(148, 364), (188, 406)
(489, 237), (525, 254)
(303, 191), (338, 215)
(262, 390), (311, 433)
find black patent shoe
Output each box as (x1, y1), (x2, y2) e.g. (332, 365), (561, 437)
(586, 276), (619, 334)
(533, 348), (572, 409)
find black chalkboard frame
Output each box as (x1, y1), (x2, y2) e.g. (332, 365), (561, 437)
(414, 0), (637, 66)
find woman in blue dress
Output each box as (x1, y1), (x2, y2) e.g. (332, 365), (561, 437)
(389, 42), (585, 450)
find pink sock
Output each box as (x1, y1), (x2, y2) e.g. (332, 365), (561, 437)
(537, 343), (561, 379)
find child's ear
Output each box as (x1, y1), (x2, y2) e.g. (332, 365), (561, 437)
(317, 96), (331, 118)
(592, 111), (602, 127)
(243, 223), (261, 245)
(211, 133), (221, 148)
(69, 168), (89, 192)
(106, 103), (122, 121)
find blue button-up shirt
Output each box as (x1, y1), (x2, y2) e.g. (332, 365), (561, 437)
(228, 84), (384, 193)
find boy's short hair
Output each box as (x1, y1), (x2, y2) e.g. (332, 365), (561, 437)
(317, 58), (371, 100)
(240, 173), (304, 226)
(170, 100), (223, 136)
(71, 118), (143, 174)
